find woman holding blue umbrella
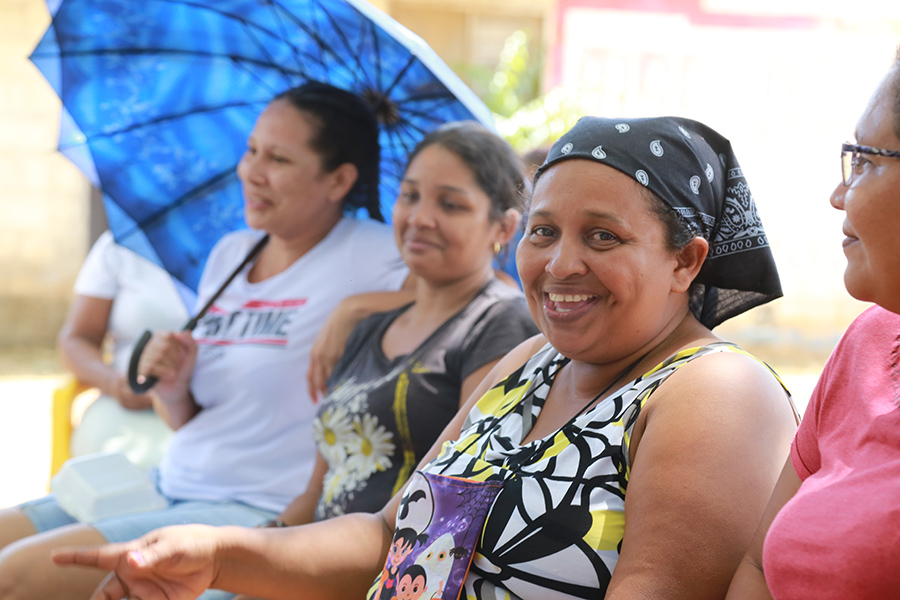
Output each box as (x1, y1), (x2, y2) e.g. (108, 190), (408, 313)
(0, 81), (410, 599)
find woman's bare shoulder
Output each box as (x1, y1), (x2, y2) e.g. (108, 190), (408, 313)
(484, 333), (548, 386)
(647, 346), (795, 426)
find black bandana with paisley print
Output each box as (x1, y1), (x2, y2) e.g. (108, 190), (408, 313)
(534, 116), (782, 329)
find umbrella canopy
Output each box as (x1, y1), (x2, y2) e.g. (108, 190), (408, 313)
(31, 0), (495, 306)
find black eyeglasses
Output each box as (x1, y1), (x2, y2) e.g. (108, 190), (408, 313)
(841, 143), (900, 186)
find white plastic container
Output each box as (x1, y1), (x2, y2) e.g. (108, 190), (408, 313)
(50, 452), (167, 522)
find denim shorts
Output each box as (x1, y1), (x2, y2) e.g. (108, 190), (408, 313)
(22, 468), (274, 541)
(18, 470), (270, 600)
(20, 493), (276, 543)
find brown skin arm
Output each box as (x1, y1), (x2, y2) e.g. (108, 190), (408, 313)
(307, 276), (417, 402)
(605, 352), (798, 600)
(53, 518), (393, 600)
(272, 453), (328, 527)
(57, 295), (156, 410)
(137, 331), (201, 428)
(53, 335), (546, 600)
(725, 458), (803, 600)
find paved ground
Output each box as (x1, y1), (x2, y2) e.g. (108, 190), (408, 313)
(0, 346), (819, 511)
(0, 346), (65, 508)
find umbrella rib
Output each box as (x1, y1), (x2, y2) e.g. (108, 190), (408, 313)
(126, 167), (238, 235)
(395, 115), (438, 136)
(256, 0), (307, 77)
(153, 0), (358, 76)
(231, 56), (301, 96)
(382, 55), (417, 98)
(83, 100), (263, 139)
(294, 0), (374, 86)
(388, 124), (432, 159)
(53, 48), (312, 76)
(268, 0), (359, 76)
(364, 15), (381, 92)
(153, 0), (322, 61)
(381, 125), (417, 165)
(309, 0), (366, 75)
(394, 91), (464, 106)
(234, 20), (297, 88)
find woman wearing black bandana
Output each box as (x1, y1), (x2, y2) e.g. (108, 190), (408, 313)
(54, 117), (799, 600)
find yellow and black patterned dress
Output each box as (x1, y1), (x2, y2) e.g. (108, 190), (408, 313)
(420, 341), (778, 600)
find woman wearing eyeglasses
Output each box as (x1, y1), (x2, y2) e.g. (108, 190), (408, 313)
(725, 48), (900, 600)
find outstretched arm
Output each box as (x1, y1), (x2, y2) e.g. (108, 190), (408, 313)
(54, 515), (394, 600)
(55, 334), (546, 600)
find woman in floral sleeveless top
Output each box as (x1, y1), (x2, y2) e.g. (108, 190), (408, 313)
(56, 116), (798, 600)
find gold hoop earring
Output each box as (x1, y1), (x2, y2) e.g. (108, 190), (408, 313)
(492, 242), (502, 255)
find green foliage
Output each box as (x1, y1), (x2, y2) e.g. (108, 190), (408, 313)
(463, 30), (581, 153)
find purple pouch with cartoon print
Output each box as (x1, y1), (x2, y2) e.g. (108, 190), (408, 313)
(367, 470), (503, 600)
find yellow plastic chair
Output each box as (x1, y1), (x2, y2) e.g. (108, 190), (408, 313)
(49, 378), (91, 481)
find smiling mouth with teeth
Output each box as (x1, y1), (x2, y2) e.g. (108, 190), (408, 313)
(548, 293), (596, 303)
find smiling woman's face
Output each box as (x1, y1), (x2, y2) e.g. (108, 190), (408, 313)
(830, 69), (900, 313)
(516, 159), (692, 364)
(236, 99), (344, 240)
(392, 143), (507, 285)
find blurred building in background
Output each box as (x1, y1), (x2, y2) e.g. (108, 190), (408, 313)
(2, 0), (900, 372)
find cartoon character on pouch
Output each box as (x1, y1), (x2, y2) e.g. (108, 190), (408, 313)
(413, 532), (468, 599)
(376, 527), (428, 600)
(393, 564), (428, 600)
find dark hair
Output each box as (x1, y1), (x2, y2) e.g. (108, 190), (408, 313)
(640, 185), (699, 252)
(274, 82), (383, 221)
(405, 121), (526, 220)
(400, 564), (427, 583)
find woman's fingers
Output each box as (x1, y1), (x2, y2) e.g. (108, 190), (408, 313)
(115, 376), (155, 409)
(138, 332), (180, 380)
(306, 358), (328, 403)
(307, 337), (342, 402)
(138, 331), (197, 383)
(92, 571), (128, 600)
(52, 542), (130, 569)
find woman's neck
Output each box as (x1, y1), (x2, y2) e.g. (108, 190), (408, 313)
(405, 264), (495, 325)
(248, 213), (342, 283)
(563, 309), (715, 403)
(381, 264), (496, 360)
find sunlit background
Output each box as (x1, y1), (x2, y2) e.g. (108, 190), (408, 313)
(1, 0), (899, 507)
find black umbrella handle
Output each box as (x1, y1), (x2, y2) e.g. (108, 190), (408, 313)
(127, 329), (157, 394)
(127, 234), (269, 394)
(127, 317), (201, 394)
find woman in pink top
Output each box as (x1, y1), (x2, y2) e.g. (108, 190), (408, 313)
(726, 48), (900, 600)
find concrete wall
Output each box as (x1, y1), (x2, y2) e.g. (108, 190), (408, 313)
(0, 0), (92, 348)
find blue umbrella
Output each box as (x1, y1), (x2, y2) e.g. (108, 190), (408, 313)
(30, 0), (495, 307)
